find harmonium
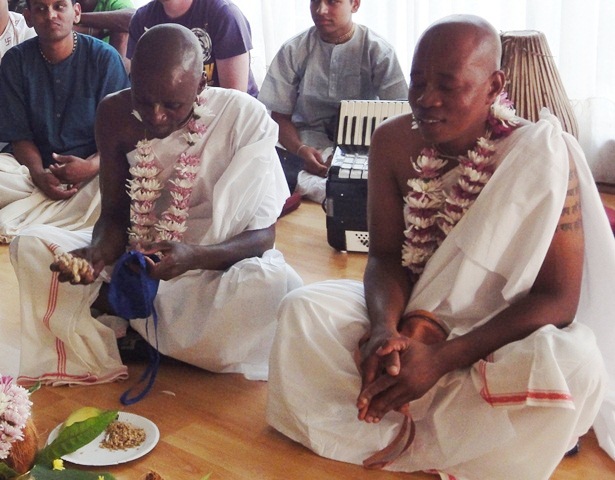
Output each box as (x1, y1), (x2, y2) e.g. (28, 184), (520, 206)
(325, 100), (411, 252)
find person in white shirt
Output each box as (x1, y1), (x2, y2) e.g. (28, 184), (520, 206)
(0, 0), (35, 62)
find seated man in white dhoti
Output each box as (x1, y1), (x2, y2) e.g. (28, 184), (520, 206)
(267, 15), (615, 480)
(0, 0), (130, 244)
(10, 24), (302, 387)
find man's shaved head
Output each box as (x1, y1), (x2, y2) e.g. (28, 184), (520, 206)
(416, 14), (502, 74)
(132, 23), (203, 87)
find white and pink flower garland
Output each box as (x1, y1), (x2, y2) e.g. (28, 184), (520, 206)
(401, 93), (518, 275)
(127, 98), (209, 243)
(0, 375), (31, 461)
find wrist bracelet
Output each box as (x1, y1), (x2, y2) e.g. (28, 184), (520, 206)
(296, 144), (308, 156)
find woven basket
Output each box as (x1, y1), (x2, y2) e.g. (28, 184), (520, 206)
(501, 30), (578, 138)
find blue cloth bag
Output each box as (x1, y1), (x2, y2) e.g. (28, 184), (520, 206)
(108, 250), (161, 405)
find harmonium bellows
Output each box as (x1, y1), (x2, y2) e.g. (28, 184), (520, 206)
(326, 100), (411, 252)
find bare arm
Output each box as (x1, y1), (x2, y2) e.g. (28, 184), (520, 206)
(216, 53), (250, 92)
(108, 31), (130, 72)
(358, 156), (585, 421)
(359, 117), (416, 399)
(140, 224), (276, 281)
(364, 120), (415, 342)
(77, 9), (135, 33)
(49, 92), (133, 284)
(271, 111), (327, 177)
(89, 92), (133, 267)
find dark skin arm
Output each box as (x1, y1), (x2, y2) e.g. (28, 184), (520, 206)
(357, 115), (417, 420)
(138, 225), (275, 281)
(270, 111), (329, 177)
(52, 91), (135, 283)
(12, 140), (98, 200)
(357, 147), (585, 423)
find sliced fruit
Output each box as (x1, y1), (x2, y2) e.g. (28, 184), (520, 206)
(62, 406), (105, 429)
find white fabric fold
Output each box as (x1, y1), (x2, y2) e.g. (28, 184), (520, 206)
(267, 111), (614, 478)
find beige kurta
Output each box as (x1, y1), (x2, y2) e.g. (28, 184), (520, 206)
(267, 111), (615, 479)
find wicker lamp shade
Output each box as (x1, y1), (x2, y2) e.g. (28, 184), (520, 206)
(500, 30), (579, 138)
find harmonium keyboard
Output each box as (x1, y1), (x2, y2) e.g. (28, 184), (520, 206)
(325, 100), (411, 252)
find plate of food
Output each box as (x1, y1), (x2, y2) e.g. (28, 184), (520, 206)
(46, 412), (160, 466)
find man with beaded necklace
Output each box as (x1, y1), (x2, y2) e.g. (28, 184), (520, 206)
(0, 0), (129, 243)
(9, 23), (301, 387)
(266, 14), (615, 479)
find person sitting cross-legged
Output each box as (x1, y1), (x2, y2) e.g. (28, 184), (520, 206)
(10, 23), (302, 387)
(267, 14), (615, 479)
(258, 0), (408, 203)
(0, 0), (129, 243)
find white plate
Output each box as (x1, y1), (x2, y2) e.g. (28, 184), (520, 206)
(47, 412), (160, 466)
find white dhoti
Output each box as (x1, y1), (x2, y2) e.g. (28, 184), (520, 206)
(267, 112), (615, 478)
(268, 281), (605, 479)
(0, 153), (101, 244)
(11, 226), (301, 384)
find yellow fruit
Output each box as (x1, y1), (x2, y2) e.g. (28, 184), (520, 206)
(62, 406), (105, 429)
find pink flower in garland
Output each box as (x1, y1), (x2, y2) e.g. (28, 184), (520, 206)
(488, 92), (518, 138)
(128, 98), (209, 243)
(0, 375), (32, 460)
(402, 92), (518, 275)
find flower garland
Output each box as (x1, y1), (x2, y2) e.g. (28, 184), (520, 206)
(127, 97), (208, 243)
(0, 375), (31, 461)
(401, 93), (518, 275)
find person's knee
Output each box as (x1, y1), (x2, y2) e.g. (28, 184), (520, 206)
(567, 341), (606, 402)
(9, 233), (45, 267)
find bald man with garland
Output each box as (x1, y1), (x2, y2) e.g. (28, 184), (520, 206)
(266, 14), (615, 479)
(10, 23), (301, 387)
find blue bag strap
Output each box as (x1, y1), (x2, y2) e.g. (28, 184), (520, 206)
(120, 306), (160, 405)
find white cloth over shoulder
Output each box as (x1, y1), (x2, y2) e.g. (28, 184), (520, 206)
(11, 88), (303, 385)
(268, 111), (615, 479)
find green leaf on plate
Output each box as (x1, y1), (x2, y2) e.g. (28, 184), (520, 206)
(35, 410), (118, 468)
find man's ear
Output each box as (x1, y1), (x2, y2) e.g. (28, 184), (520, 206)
(488, 70), (506, 102)
(198, 71), (207, 93)
(73, 2), (82, 24)
(351, 0), (360, 13)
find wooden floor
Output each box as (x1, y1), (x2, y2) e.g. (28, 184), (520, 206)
(1, 197), (615, 479)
